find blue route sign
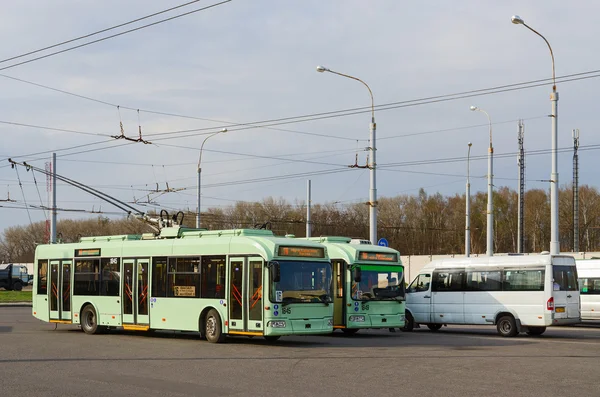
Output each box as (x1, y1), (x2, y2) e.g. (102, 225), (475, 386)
(377, 238), (389, 247)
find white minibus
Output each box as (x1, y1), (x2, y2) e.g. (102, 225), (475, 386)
(575, 259), (600, 320)
(403, 255), (580, 337)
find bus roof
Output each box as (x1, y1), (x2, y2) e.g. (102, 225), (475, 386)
(34, 227), (330, 262)
(420, 255), (575, 271)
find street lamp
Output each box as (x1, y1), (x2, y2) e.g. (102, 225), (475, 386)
(512, 14), (559, 255)
(466, 142), (472, 257)
(470, 105), (493, 256)
(196, 128), (227, 228)
(316, 65), (378, 244)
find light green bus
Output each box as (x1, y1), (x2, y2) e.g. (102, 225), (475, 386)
(308, 237), (406, 334)
(33, 226), (334, 343)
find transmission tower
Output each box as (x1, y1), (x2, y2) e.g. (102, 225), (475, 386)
(573, 128), (580, 252)
(517, 120), (525, 253)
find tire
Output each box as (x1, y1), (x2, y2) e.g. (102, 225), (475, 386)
(341, 328), (359, 335)
(401, 312), (414, 332)
(427, 324), (443, 331)
(81, 305), (103, 335)
(204, 309), (226, 343)
(496, 315), (518, 337)
(13, 282), (23, 291)
(526, 326), (546, 336)
(264, 335), (281, 343)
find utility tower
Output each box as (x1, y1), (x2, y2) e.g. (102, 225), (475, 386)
(573, 129), (580, 252)
(517, 120), (525, 253)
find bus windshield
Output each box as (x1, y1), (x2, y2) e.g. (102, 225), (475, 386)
(352, 264), (404, 301)
(271, 261), (332, 304)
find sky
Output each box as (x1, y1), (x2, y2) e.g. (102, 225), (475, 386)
(1, 0), (599, 235)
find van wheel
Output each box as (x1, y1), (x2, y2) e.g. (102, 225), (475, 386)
(264, 336), (281, 343)
(341, 328), (359, 335)
(496, 315), (518, 337)
(401, 312), (414, 332)
(81, 305), (105, 335)
(427, 324), (443, 331)
(204, 309), (226, 343)
(526, 326), (546, 336)
(13, 282), (23, 291)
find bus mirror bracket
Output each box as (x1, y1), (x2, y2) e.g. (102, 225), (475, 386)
(269, 261), (281, 283)
(353, 266), (362, 283)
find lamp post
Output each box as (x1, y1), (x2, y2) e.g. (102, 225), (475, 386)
(466, 142), (472, 257)
(470, 105), (493, 256)
(512, 15), (559, 255)
(196, 128), (227, 229)
(316, 65), (378, 244)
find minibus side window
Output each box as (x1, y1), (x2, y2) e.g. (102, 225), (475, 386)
(432, 269), (465, 292)
(408, 274), (431, 293)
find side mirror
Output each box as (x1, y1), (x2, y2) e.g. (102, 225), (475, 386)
(353, 266), (362, 283)
(271, 261), (281, 283)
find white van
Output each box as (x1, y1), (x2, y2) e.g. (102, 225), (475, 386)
(575, 259), (600, 320)
(403, 255), (580, 337)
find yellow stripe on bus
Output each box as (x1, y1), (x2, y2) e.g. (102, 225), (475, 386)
(228, 331), (263, 336)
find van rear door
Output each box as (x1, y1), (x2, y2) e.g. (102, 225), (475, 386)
(552, 259), (580, 320)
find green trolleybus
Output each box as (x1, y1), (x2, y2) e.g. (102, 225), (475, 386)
(33, 226), (334, 343)
(308, 237), (405, 334)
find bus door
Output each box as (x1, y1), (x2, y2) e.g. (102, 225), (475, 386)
(122, 259), (150, 326)
(228, 257), (264, 333)
(49, 260), (72, 322)
(552, 264), (580, 320)
(407, 273), (432, 324)
(332, 260), (346, 327)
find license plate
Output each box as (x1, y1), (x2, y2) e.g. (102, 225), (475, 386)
(556, 307), (565, 313)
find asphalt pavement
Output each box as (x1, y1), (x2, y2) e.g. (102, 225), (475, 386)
(2, 306), (600, 396)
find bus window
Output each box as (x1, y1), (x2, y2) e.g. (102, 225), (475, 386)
(37, 260), (48, 295)
(201, 256), (226, 299)
(552, 266), (578, 291)
(503, 269), (544, 291)
(579, 278), (600, 295)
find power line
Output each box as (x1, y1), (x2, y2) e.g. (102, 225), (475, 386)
(0, 0), (205, 65)
(0, 1), (233, 72)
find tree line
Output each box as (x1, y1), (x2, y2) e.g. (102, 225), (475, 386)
(2, 185), (599, 263)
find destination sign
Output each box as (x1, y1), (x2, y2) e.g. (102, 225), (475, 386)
(174, 286), (196, 297)
(358, 251), (398, 262)
(278, 246), (325, 258)
(74, 248), (101, 257)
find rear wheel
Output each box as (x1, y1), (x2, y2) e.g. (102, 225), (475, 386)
(81, 305), (105, 335)
(13, 282), (23, 291)
(496, 315), (518, 337)
(426, 324), (443, 331)
(264, 335), (281, 343)
(204, 309), (226, 343)
(341, 328), (359, 335)
(526, 326), (546, 336)
(401, 312), (414, 332)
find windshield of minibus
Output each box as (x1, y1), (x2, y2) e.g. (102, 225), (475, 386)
(352, 264), (404, 301)
(271, 261), (332, 304)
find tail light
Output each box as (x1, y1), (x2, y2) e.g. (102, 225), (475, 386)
(547, 297), (554, 311)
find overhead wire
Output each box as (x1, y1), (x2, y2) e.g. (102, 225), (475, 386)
(0, 0), (206, 65)
(0, 1), (233, 72)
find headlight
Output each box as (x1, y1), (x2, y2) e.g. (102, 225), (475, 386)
(349, 315), (366, 322)
(267, 320), (286, 328)
(327, 318), (333, 326)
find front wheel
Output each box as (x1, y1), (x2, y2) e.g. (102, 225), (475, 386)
(401, 312), (414, 332)
(496, 315), (518, 337)
(204, 309), (226, 343)
(426, 324), (443, 331)
(526, 326), (546, 336)
(13, 282), (23, 291)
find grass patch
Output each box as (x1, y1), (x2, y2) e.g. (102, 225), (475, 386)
(0, 291), (32, 302)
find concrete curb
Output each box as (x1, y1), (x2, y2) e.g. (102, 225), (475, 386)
(0, 302), (33, 307)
